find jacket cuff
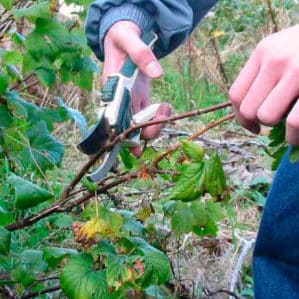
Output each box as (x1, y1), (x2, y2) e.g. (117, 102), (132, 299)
(99, 3), (153, 60)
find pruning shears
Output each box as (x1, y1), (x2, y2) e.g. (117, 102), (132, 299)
(77, 31), (159, 182)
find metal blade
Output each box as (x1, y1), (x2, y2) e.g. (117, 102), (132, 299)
(77, 109), (109, 155)
(87, 143), (121, 182)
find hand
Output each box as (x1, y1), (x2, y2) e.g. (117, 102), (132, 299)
(229, 25), (299, 145)
(103, 21), (172, 156)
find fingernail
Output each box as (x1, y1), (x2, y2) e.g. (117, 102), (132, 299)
(145, 61), (163, 78)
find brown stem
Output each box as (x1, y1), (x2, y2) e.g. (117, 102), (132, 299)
(210, 35), (229, 92)
(21, 285), (60, 299)
(265, 0), (278, 33)
(153, 113), (235, 168)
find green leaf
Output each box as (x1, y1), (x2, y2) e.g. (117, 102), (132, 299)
(0, 72), (8, 95)
(269, 122), (285, 147)
(61, 253), (109, 299)
(202, 153), (227, 198)
(0, 106), (13, 128)
(51, 214), (73, 228)
(171, 201), (194, 236)
(143, 250), (170, 286)
(20, 249), (48, 273)
(0, 227), (11, 255)
(181, 140), (204, 162)
(13, 2), (51, 20)
(190, 201), (208, 227)
(2, 50), (23, 66)
(124, 237), (170, 286)
(193, 201), (224, 237)
(73, 71), (93, 91)
(57, 97), (88, 137)
(93, 240), (116, 256)
(12, 249), (48, 286)
(106, 255), (130, 288)
(168, 163), (204, 202)
(35, 68), (56, 86)
(271, 146), (288, 170)
(43, 247), (77, 268)
(8, 173), (53, 210)
(0, 205), (13, 226)
(0, 0), (12, 9)
(120, 146), (139, 170)
(22, 121), (64, 172)
(289, 146), (299, 163)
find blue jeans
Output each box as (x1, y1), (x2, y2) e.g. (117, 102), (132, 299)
(253, 148), (299, 298)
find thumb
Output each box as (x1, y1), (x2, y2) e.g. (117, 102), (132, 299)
(112, 24), (163, 78)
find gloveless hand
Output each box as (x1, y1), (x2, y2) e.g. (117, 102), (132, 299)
(104, 21), (172, 156)
(229, 25), (299, 145)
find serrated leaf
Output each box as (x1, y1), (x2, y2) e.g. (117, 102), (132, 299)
(181, 140), (204, 162)
(0, 72), (8, 95)
(202, 153), (227, 198)
(168, 163), (204, 201)
(106, 255), (130, 288)
(57, 97), (88, 137)
(61, 253), (109, 299)
(143, 250), (170, 286)
(0, 227), (11, 255)
(13, 2), (51, 20)
(8, 173), (53, 210)
(22, 121), (64, 172)
(43, 247), (77, 268)
(125, 237), (170, 286)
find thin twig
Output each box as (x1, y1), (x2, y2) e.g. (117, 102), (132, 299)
(21, 285), (60, 299)
(153, 113), (235, 168)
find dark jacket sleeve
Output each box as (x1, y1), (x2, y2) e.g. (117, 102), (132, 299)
(84, 0), (218, 60)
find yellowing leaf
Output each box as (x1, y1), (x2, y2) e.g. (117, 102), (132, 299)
(80, 217), (108, 239)
(212, 30), (225, 38)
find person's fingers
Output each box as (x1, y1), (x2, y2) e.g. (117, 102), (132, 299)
(239, 65), (280, 121)
(229, 49), (262, 134)
(257, 72), (299, 126)
(113, 28), (162, 78)
(141, 103), (172, 140)
(229, 49), (261, 107)
(131, 73), (150, 113)
(286, 99), (299, 145)
(130, 146), (143, 158)
(233, 107), (261, 134)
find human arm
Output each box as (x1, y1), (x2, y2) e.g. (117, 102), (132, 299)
(84, 1), (218, 156)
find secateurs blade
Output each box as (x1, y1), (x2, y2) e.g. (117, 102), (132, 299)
(77, 31), (159, 182)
